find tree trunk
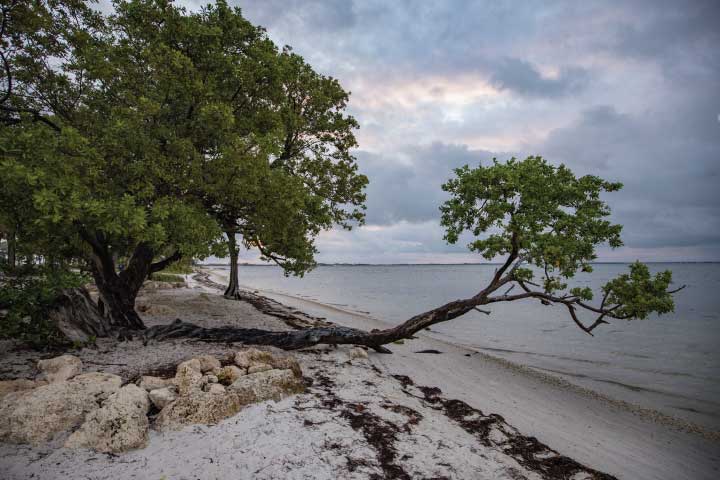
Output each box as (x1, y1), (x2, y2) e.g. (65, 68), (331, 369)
(89, 242), (154, 330)
(47, 287), (112, 342)
(224, 231), (240, 298)
(143, 296), (481, 353)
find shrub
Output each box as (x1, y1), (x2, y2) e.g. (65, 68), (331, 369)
(0, 266), (89, 348)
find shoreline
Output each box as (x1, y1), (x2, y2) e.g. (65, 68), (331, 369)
(1, 273), (718, 479)
(202, 267), (720, 480)
(202, 268), (718, 440)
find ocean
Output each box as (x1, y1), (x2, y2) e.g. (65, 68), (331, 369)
(210, 263), (720, 428)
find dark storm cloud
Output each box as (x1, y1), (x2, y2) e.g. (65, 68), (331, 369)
(489, 58), (589, 98)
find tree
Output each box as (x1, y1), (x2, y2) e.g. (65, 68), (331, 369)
(206, 47), (367, 298)
(0, 0), (232, 329)
(146, 157), (683, 352)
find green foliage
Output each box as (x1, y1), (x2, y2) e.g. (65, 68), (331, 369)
(159, 259), (194, 275)
(149, 273), (184, 283)
(0, 266), (89, 348)
(440, 157), (679, 323)
(602, 262), (675, 319)
(1, 0), (366, 283)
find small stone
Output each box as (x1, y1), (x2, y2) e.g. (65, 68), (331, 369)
(228, 369), (305, 404)
(270, 356), (303, 378)
(37, 355), (82, 383)
(204, 375), (219, 384)
(206, 383), (226, 395)
(174, 359), (203, 396)
(349, 347), (369, 360)
(196, 355), (221, 373)
(148, 387), (177, 409)
(247, 363), (273, 374)
(234, 348), (275, 369)
(138, 376), (173, 391)
(216, 366), (244, 385)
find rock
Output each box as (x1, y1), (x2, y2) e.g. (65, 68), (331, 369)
(349, 347), (369, 360)
(216, 365), (244, 385)
(37, 354), (82, 383)
(0, 372), (122, 444)
(228, 369), (304, 404)
(196, 355), (221, 373)
(247, 363), (273, 374)
(270, 356), (303, 378)
(148, 387), (177, 409)
(138, 375), (173, 391)
(0, 379), (46, 400)
(204, 375), (219, 384)
(174, 359), (203, 395)
(206, 383), (226, 395)
(234, 348), (275, 369)
(234, 348), (302, 378)
(65, 385), (150, 453)
(155, 391), (247, 430)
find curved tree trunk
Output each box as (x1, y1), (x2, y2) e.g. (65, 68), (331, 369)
(224, 231), (240, 298)
(47, 287), (112, 342)
(144, 296), (481, 353)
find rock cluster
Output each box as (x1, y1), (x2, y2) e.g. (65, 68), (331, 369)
(153, 348), (304, 430)
(0, 348), (305, 453)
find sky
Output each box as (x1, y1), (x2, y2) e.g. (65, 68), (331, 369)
(144, 1), (720, 263)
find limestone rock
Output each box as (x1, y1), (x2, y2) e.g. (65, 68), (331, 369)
(234, 348), (302, 378)
(196, 355), (221, 373)
(138, 375), (173, 391)
(174, 359), (203, 395)
(270, 356), (303, 378)
(148, 387), (177, 409)
(0, 372), (122, 444)
(247, 363), (272, 374)
(65, 384), (150, 453)
(216, 365), (244, 385)
(37, 354), (82, 383)
(206, 383), (226, 395)
(233, 348), (275, 369)
(349, 347), (369, 360)
(228, 369), (304, 404)
(0, 379), (46, 400)
(154, 391), (247, 430)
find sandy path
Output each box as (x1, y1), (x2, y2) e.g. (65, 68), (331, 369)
(203, 269), (720, 480)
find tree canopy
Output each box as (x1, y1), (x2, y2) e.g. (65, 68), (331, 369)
(0, 0), (367, 328)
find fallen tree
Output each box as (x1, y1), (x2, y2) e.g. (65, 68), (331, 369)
(145, 157), (684, 352)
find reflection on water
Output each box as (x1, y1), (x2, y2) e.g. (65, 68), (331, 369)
(210, 263), (720, 427)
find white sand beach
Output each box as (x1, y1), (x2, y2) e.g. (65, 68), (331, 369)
(0, 270), (718, 480)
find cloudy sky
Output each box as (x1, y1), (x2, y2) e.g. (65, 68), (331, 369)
(190, 0), (719, 263)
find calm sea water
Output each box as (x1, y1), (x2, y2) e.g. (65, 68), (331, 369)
(212, 263), (720, 428)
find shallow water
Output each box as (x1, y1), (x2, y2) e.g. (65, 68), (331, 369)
(212, 263), (720, 427)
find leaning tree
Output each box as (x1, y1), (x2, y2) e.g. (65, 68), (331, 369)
(146, 157), (683, 351)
